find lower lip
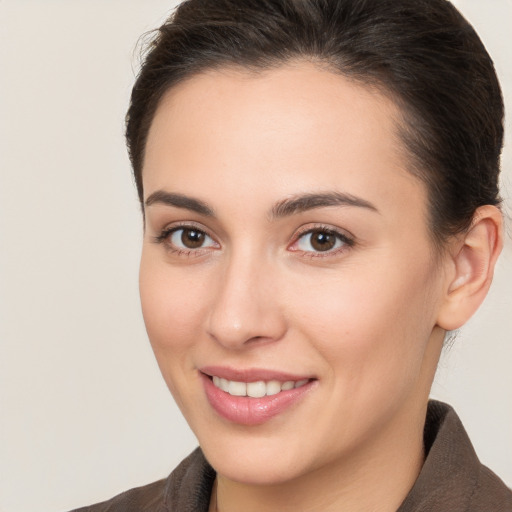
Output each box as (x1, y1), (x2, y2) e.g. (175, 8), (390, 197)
(201, 373), (315, 426)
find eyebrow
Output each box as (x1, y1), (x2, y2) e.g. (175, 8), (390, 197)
(270, 192), (379, 218)
(145, 190), (215, 216)
(144, 189), (378, 219)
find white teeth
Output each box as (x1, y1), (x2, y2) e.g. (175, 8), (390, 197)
(247, 381), (266, 398)
(219, 378), (230, 392)
(212, 377), (310, 397)
(228, 380), (247, 396)
(212, 375), (230, 393)
(266, 380), (282, 396)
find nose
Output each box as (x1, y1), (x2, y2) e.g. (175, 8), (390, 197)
(206, 250), (287, 350)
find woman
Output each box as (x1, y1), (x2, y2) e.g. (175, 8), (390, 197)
(74, 0), (511, 510)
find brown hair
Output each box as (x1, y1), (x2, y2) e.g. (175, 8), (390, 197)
(126, 0), (503, 245)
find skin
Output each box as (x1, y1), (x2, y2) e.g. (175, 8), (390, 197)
(139, 62), (502, 512)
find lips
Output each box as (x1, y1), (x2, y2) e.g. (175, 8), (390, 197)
(200, 366), (316, 425)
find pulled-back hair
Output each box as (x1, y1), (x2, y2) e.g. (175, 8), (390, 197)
(126, 0), (504, 246)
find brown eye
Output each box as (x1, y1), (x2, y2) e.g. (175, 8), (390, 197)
(296, 229), (349, 253)
(181, 229), (205, 248)
(168, 227), (216, 251)
(309, 231), (337, 251)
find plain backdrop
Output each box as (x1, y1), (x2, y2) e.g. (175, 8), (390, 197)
(0, 1), (511, 511)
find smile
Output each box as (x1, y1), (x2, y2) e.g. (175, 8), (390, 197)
(211, 376), (310, 398)
(200, 368), (316, 425)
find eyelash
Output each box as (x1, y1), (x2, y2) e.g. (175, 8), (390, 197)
(289, 225), (355, 258)
(153, 223), (355, 258)
(153, 223), (219, 257)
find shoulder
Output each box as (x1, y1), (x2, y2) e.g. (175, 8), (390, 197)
(398, 401), (512, 512)
(433, 401), (512, 511)
(470, 464), (512, 511)
(69, 448), (215, 512)
(69, 478), (168, 512)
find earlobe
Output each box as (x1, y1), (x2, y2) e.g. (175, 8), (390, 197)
(436, 205), (503, 331)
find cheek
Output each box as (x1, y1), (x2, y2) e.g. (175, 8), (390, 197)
(139, 252), (215, 417)
(287, 255), (439, 390)
(139, 252), (209, 361)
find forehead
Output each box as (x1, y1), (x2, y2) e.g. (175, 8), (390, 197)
(143, 62), (426, 220)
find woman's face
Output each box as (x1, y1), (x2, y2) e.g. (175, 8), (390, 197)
(140, 63), (448, 484)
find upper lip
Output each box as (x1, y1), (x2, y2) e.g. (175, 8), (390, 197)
(200, 365), (315, 383)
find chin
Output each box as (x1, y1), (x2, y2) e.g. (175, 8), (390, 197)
(206, 449), (304, 485)
(196, 426), (320, 486)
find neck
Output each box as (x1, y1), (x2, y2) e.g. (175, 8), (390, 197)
(215, 401), (427, 512)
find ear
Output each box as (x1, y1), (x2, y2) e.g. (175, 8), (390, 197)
(436, 205), (503, 331)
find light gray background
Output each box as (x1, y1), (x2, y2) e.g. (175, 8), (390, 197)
(0, 1), (510, 511)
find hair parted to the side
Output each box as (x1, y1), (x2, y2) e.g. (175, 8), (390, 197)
(126, 0), (504, 246)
